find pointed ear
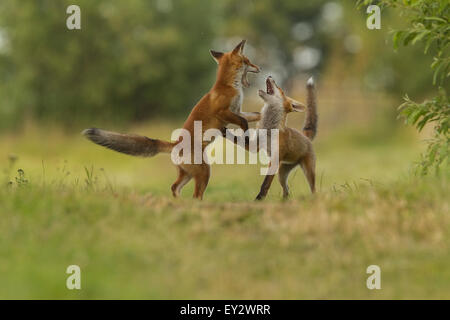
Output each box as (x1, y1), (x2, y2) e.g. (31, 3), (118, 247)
(210, 50), (224, 63)
(290, 99), (306, 112)
(232, 39), (246, 54)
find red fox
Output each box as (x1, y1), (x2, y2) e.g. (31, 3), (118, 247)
(225, 76), (317, 200)
(83, 40), (260, 200)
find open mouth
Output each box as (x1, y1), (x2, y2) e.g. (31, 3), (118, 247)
(241, 64), (260, 88)
(266, 77), (274, 95)
(242, 71), (250, 88)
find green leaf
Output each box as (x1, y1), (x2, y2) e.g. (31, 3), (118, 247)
(433, 62), (444, 85)
(411, 30), (430, 45)
(423, 17), (447, 24)
(403, 32), (417, 46)
(393, 31), (404, 50)
(424, 37), (434, 53)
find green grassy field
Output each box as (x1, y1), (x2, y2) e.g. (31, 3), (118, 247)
(0, 122), (448, 299)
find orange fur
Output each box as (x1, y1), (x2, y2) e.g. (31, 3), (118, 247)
(84, 40), (260, 200)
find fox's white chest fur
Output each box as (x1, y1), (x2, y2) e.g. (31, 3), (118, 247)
(260, 103), (284, 129)
(229, 66), (245, 114)
(229, 86), (243, 114)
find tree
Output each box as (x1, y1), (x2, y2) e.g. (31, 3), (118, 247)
(359, 0), (449, 174)
(0, 0), (218, 128)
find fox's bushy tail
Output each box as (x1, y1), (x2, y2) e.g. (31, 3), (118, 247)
(302, 77), (318, 141)
(82, 128), (174, 157)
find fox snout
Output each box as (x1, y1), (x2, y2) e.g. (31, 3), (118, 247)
(247, 63), (261, 73)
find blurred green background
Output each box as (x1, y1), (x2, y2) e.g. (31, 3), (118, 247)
(0, 0), (437, 131)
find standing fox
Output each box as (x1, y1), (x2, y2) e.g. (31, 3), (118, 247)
(83, 40), (260, 200)
(226, 76), (317, 200)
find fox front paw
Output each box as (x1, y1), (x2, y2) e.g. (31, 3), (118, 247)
(255, 194), (265, 201)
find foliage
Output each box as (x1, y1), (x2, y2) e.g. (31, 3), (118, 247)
(359, 0), (449, 174)
(399, 88), (449, 174)
(0, 0), (218, 127)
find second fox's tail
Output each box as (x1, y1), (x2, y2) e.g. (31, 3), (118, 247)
(302, 77), (318, 141)
(82, 128), (174, 157)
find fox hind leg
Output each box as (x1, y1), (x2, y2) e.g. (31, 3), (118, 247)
(300, 155), (316, 193)
(278, 163), (297, 199)
(192, 164), (210, 200)
(171, 167), (192, 198)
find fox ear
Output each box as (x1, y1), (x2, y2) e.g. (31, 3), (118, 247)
(210, 50), (224, 63)
(290, 99), (306, 112)
(232, 39), (246, 54)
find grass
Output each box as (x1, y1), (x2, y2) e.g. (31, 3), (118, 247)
(0, 122), (448, 299)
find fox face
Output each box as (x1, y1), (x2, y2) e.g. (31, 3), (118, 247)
(210, 40), (260, 88)
(258, 76), (306, 114)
